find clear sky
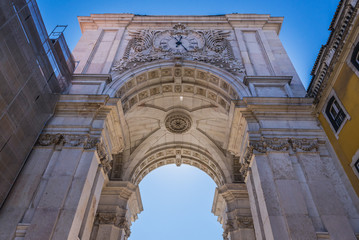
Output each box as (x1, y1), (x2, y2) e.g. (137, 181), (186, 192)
(36, 0), (339, 239)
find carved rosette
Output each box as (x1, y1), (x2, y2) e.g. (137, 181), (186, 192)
(112, 24), (245, 75)
(165, 112), (192, 134)
(36, 133), (113, 174)
(233, 138), (323, 182)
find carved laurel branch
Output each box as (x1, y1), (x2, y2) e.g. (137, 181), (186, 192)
(36, 134), (112, 174)
(96, 213), (131, 237)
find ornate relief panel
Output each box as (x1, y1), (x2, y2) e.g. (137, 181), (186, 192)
(112, 23), (245, 75)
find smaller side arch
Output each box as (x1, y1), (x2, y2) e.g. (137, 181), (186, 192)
(127, 144), (228, 187)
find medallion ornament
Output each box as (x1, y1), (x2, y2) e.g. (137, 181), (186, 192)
(164, 112), (192, 134)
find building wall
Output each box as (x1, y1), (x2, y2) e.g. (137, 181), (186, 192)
(308, 1), (359, 197)
(318, 63), (359, 195)
(0, 0), (72, 207)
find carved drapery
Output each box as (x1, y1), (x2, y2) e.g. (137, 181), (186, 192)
(36, 133), (112, 174)
(112, 23), (245, 75)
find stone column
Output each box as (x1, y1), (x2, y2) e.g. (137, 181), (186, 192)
(246, 139), (318, 240)
(8, 95), (126, 240)
(229, 97), (359, 240)
(91, 182), (143, 240)
(212, 184), (255, 240)
(244, 138), (358, 240)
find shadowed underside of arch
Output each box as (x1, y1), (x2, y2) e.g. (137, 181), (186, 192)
(105, 61), (244, 188)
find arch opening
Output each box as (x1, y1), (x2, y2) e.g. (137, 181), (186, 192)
(129, 164), (223, 240)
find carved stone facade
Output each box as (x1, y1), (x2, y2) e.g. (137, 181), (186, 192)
(112, 23), (245, 75)
(0, 13), (359, 240)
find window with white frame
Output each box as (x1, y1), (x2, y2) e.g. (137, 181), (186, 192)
(351, 149), (359, 179)
(325, 95), (347, 132)
(351, 41), (359, 70)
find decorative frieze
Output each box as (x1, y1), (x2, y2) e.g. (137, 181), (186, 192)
(289, 138), (319, 152)
(233, 138), (322, 182)
(36, 134), (64, 146)
(308, 3), (357, 102)
(249, 137), (320, 154)
(36, 133), (112, 174)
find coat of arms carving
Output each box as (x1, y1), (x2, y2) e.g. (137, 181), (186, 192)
(112, 23), (245, 75)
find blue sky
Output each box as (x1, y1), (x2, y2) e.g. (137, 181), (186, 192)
(37, 0), (339, 88)
(36, 1), (339, 239)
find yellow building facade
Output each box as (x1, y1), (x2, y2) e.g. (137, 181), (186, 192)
(309, 0), (359, 195)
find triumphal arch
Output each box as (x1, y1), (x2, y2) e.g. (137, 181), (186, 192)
(3, 14), (359, 240)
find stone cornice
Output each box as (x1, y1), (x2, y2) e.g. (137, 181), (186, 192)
(97, 181), (143, 223)
(217, 183), (249, 201)
(308, 1), (359, 103)
(72, 74), (112, 84)
(77, 13), (282, 33)
(78, 14), (135, 33)
(55, 94), (111, 115)
(49, 95), (124, 155)
(226, 14), (283, 34)
(233, 97), (315, 116)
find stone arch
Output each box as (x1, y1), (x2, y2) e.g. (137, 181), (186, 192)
(104, 60), (251, 100)
(129, 144), (227, 186)
(107, 61), (243, 187)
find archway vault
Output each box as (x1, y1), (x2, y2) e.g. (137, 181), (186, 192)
(105, 60), (251, 101)
(107, 61), (246, 188)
